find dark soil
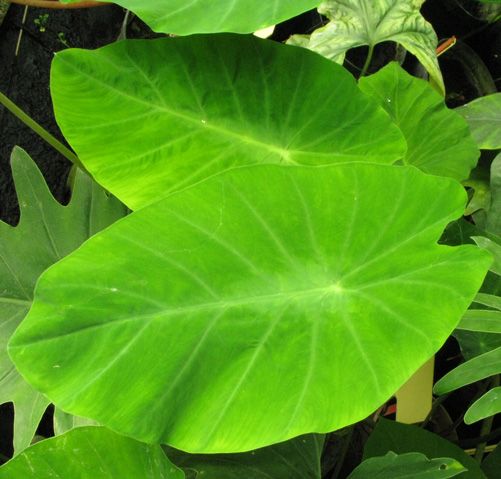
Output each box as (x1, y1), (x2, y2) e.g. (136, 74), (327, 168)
(0, 3), (125, 225)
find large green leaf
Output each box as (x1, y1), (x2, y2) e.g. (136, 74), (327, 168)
(50, 34), (406, 210)
(9, 164), (490, 453)
(290, 0), (444, 95)
(0, 426), (184, 478)
(347, 452), (466, 479)
(61, 0), (318, 35)
(364, 418), (486, 479)
(165, 434), (324, 479)
(0, 148), (127, 454)
(456, 93), (501, 149)
(358, 62), (478, 181)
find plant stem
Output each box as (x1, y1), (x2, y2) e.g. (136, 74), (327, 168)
(420, 392), (452, 429)
(0, 91), (92, 177)
(7, 0), (108, 8)
(330, 424), (355, 479)
(359, 44), (375, 78)
(474, 375), (500, 464)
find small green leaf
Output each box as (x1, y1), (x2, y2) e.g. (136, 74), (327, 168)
(50, 34), (406, 210)
(61, 0), (319, 34)
(292, 0), (444, 95)
(0, 426), (184, 478)
(465, 387), (501, 424)
(473, 293), (501, 310)
(0, 148), (127, 454)
(456, 93), (501, 149)
(434, 346), (501, 395)
(348, 451), (466, 479)
(359, 62), (478, 181)
(9, 163), (490, 453)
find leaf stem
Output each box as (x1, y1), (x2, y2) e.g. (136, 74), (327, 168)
(474, 375), (500, 464)
(330, 424), (355, 479)
(359, 44), (375, 78)
(0, 91), (92, 177)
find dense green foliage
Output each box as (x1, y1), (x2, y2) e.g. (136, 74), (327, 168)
(1, 0), (501, 477)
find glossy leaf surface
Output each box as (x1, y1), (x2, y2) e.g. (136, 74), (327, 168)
(456, 93), (501, 149)
(291, 0), (444, 95)
(347, 452), (465, 479)
(359, 62), (478, 181)
(364, 418), (486, 479)
(51, 34), (406, 210)
(0, 426), (183, 478)
(9, 164), (490, 453)
(165, 434), (324, 479)
(0, 148), (127, 454)
(61, 0), (318, 34)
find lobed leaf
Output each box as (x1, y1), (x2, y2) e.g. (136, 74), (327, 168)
(290, 0), (444, 95)
(0, 148), (127, 454)
(50, 34), (406, 210)
(9, 163), (490, 453)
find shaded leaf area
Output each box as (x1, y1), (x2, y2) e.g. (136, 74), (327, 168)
(347, 451), (466, 479)
(364, 418), (486, 479)
(465, 386), (501, 424)
(61, 0), (318, 34)
(0, 426), (184, 478)
(53, 408), (100, 436)
(481, 439), (501, 479)
(50, 34), (406, 210)
(0, 148), (127, 454)
(289, 0), (444, 95)
(359, 62), (478, 181)
(456, 93), (501, 149)
(9, 164), (490, 453)
(165, 434), (324, 479)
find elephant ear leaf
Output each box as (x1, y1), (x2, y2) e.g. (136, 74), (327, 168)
(8, 163), (490, 453)
(50, 34), (406, 210)
(0, 147), (127, 454)
(60, 0), (320, 35)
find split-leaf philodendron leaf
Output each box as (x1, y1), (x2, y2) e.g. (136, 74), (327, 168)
(60, 0), (319, 35)
(0, 148), (127, 454)
(9, 163), (490, 453)
(50, 34), (406, 210)
(290, 0), (445, 96)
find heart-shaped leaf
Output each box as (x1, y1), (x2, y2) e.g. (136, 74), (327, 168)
(60, 0), (319, 35)
(50, 34), (406, 210)
(9, 164), (490, 453)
